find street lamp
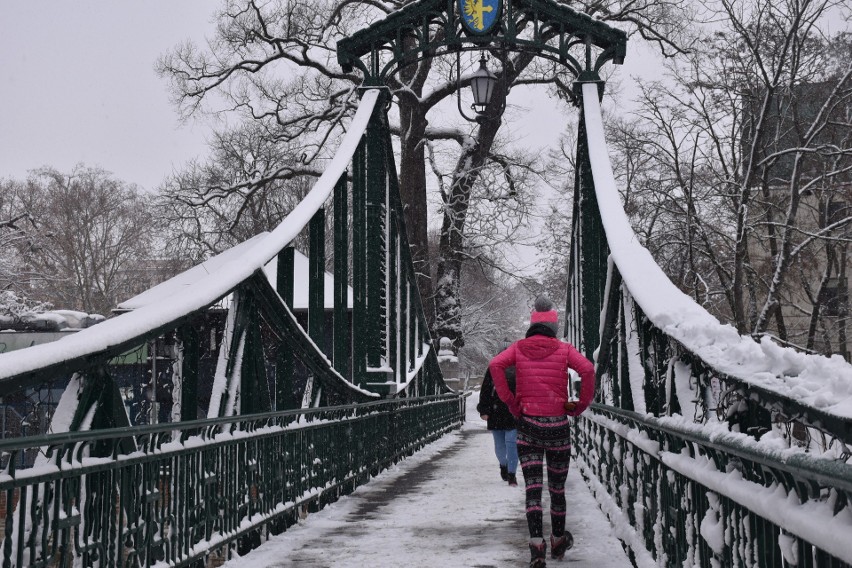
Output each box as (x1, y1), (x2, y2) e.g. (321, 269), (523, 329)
(470, 55), (498, 115)
(457, 53), (499, 122)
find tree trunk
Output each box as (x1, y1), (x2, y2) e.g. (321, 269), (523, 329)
(434, 81), (508, 350)
(397, 42), (435, 327)
(398, 98), (434, 325)
(752, 162), (803, 334)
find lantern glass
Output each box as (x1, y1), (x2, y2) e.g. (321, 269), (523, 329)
(470, 56), (497, 114)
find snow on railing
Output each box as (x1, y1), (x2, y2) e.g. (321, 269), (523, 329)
(0, 394), (464, 568)
(0, 90), (380, 384)
(581, 82), (852, 424)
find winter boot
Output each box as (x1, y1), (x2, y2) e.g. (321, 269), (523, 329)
(500, 465), (509, 481)
(507, 473), (518, 486)
(550, 531), (574, 560)
(529, 539), (547, 567)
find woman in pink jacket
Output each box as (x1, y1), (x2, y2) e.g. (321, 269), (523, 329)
(489, 296), (595, 568)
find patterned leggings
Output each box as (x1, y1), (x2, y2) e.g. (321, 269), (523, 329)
(516, 415), (572, 539)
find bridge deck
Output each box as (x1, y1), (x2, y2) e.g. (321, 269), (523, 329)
(219, 392), (632, 567)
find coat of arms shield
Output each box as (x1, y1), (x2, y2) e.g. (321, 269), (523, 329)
(458, 0), (501, 35)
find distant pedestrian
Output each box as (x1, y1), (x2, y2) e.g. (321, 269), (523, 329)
(477, 340), (518, 486)
(488, 295), (595, 568)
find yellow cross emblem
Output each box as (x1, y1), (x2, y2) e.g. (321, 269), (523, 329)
(463, 0), (494, 31)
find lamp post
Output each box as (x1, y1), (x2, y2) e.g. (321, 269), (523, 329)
(458, 53), (499, 122)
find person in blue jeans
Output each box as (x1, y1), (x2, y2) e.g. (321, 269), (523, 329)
(478, 359), (518, 486)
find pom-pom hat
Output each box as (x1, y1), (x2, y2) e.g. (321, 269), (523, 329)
(531, 295), (559, 333)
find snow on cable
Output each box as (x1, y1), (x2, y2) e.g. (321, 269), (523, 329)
(581, 82), (852, 421)
(0, 89), (380, 383)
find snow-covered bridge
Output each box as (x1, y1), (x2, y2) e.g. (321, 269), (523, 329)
(210, 392), (635, 568)
(1, 0), (852, 566)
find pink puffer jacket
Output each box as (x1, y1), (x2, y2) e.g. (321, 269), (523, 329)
(489, 335), (595, 417)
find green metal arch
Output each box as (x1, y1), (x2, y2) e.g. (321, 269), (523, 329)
(337, 0), (626, 83)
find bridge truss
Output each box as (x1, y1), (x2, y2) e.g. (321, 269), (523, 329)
(0, 90), (459, 567)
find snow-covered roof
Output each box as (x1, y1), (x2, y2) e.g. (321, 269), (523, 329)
(581, 82), (852, 422)
(0, 310), (104, 332)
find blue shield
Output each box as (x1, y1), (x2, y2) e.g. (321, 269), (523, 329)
(459, 0), (501, 35)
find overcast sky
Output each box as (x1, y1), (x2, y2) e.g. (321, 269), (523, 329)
(0, 1), (216, 191)
(0, 2), (650, 195)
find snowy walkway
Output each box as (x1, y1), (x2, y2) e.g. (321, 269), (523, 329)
(222, 392), (632, 567)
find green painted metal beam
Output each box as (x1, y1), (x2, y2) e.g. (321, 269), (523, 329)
(309, 208), (327, 407)
(595, 265), (623, 402)
(334, 176), (351, 380)
(240, 291), (272, 415)
(352, 137), (368, 385)
(309, 208), (326, 352)
(617, 300), (634, 411)
(363, 90), (390, 375)
(575, 82), (609, 361)
(276, 247), (297, 410)
(178, 324), (200, 421)
(246, 271), (376, 403)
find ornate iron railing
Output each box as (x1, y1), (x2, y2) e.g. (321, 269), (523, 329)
(568, 81), (852, 566)
(576, 405), (852, 567)
(0, 395), (464, 567)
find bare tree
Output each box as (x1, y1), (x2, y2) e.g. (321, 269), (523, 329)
(608, 0), (852, 356)
(457, 262), (530, 371)
(156, 122), (317, 262)
(16, 166), (159, 314)
(0, 179), (45, 305)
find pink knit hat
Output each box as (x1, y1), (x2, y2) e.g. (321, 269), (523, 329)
(530, 310), (558, 324)
(530, 295), (559, 333)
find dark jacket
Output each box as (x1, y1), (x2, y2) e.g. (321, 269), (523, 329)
(477, 367), (517, 430)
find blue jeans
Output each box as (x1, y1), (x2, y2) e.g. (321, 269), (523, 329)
(491, 429), (519, 474)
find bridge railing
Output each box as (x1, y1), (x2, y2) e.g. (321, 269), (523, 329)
(0, 394), (464, 568)
(570, 81), (852, 567)
(0, 87), (460, 566)
(577, 405), (852, 567)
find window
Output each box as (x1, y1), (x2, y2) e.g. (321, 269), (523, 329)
(821, 278), (849, 318)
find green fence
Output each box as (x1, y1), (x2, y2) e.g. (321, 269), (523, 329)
(575, 405), (852, 567)
(0, 395), (464, 567)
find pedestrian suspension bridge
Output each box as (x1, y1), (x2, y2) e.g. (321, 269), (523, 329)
(1, 0), (851, 566)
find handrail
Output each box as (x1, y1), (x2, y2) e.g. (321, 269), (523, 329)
(0, 394), (459, 454)
(589, 404), (852, 493)
(581, 403), (852, 565)
(0, 395), (465, 568)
